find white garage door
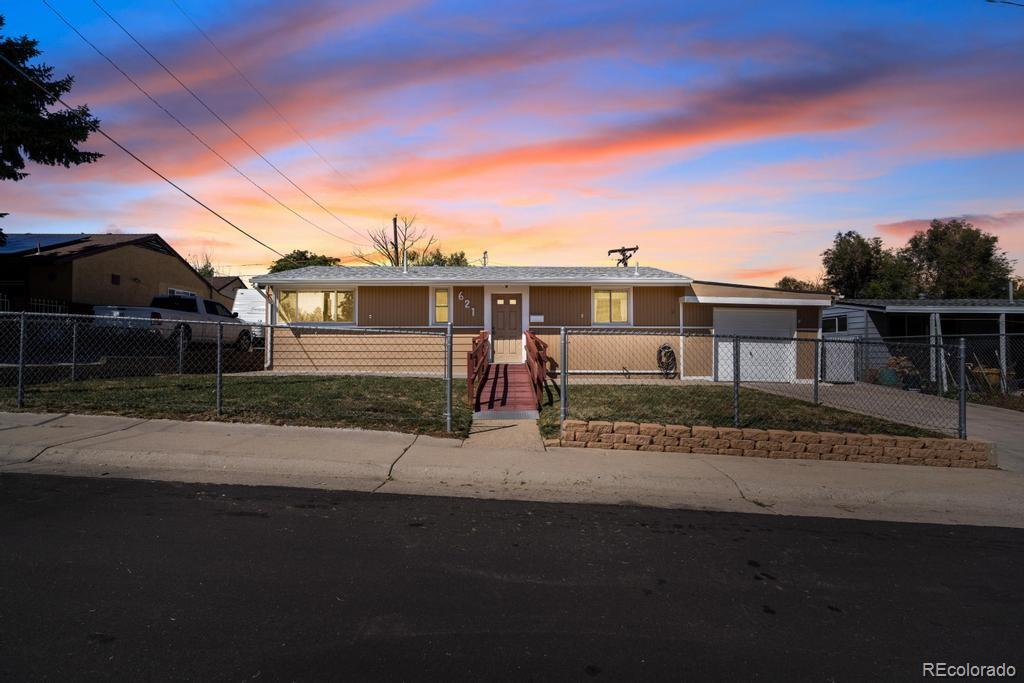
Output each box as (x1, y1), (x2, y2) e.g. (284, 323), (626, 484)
(714, 308), (797, 382)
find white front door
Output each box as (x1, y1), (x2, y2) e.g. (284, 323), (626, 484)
(714, 308), (797, 382)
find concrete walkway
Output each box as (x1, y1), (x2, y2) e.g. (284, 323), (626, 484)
(2, 411), (1022, 528)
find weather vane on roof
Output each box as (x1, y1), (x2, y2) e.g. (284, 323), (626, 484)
(608, 245), (639, 267)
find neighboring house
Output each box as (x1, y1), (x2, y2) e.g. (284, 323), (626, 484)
(250, 266), (830, 380)
(823, 299), (1024, 342)
(0, 233), (235, 313)
(823, 298), (1024, 391)
(207, 275), (247, 304)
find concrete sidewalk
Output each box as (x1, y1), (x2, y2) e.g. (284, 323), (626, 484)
(2, 411), (1023, 528)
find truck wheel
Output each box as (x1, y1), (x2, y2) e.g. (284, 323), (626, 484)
(235, 330), (252, 352)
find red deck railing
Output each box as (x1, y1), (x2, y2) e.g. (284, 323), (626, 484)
(524, 329), (550, 408)
(466, 330), (490, 404)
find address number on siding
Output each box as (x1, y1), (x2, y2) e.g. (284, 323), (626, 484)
(457, 290), (476, 318)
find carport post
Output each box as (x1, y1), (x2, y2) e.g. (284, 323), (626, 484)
(70, 320), (78, 382)
(812, 338), (820, 405)
(445, 322), (453, 433)
(559, 327), (568, 423)
(732, 336), (740, 428)
(17, 312), (26, 408)
(216, 322), (223, 416)
(958, 337), (967, 439)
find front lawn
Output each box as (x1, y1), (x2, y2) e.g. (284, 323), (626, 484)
(539, 384), (942, 438)
(0, 374), (472, 438)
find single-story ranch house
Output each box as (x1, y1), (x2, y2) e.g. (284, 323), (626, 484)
(251, 265), (831, 381)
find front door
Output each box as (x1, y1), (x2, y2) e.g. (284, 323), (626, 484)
(491, 293), (522, 363)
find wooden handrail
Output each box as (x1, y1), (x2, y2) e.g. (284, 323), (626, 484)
(466, 330), (490, 404)
(524, 329), (550, 409)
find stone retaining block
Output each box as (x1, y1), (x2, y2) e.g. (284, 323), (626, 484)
(556, 421), (997, 468)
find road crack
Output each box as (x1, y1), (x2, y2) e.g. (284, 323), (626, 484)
(702, 460), (778, 513)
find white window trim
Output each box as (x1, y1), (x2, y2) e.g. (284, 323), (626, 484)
(590, 286), (632, 326)
(276, 288), (358, 325)
(430, 286), (451, 326)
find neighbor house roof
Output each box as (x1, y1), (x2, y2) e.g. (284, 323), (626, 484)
(833, 299), (1024, 313)
(0, 233), (175, 261)
(208, 275), (246, 292)
(252, 265), (692, 286)
(686, 281), (832, 307)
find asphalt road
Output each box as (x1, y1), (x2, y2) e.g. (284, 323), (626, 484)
(1, 474), (1021, 681)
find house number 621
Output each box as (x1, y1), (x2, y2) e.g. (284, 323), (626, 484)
(458, 290), (475, 318)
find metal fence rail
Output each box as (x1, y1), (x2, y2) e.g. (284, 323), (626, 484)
(556, 328), (968, 437)
(0, 311), (456, 432)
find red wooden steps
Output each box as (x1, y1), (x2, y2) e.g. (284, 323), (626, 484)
(474, 363), (539, 412)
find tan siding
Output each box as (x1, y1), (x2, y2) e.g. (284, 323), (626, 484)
(357, 286), (429, 326)
(633, 286), (684, 326)
(71, 244), (225, 307)
(451, 286), (484, 328)
(795, 330), (818, 380)
(682, 336), (714, 377)
(797, 306), (821, 330)
(270, 328), (474, 378)
(529, 286), (590, 327)
(682, 302), (713, 328)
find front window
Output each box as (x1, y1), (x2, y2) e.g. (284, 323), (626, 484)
(593, 289), (628, 324)
(434, 288), (450, 324)
(278, 290), (355, 323)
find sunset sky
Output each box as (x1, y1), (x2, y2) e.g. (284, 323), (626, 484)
(2, 0), (1023, 284)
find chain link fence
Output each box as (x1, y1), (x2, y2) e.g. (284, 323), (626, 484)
(884, 333), (1024, 411)
(554, 328), (969, 437)
(0, 312), (460, 434)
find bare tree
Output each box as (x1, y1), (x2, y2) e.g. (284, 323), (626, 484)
(353, 215), (438, 267)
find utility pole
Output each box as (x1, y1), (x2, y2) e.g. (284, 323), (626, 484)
(392, 214), (400, 267)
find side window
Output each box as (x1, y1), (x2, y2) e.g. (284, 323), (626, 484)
(837, 315), (848, 332)
(823, 318), (837, 333)
(204, 300), (219, 315)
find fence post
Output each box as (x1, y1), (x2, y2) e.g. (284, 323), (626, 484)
(958, 337), (967, 439)
(177, 325), (185, 375)
(732, 336), (740, 428)
(17, 312), (26, 408)
(813, 337), (820, 405)
(559, 327), (568, 424)
(445, 322), (453, 433)
(70, 320), (78, 382)
(216, 323), (223, 417)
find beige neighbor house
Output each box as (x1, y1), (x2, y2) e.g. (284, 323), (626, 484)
(251, 265), (831, 380)
(0, 233), (236, 312)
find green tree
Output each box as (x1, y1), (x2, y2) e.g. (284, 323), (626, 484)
(0, 15), (101, 182)
(775, 276), (821, 292)
(268, 249), (341, 273)
(415, 249), (470, 266)
(903, 219), (1015, 298)
(188, 252), (216, 278)
(821, 231), (889, 298)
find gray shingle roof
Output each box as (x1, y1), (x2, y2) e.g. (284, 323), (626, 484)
(838, 298), (1024, 309)
(252, 265), (691, 285)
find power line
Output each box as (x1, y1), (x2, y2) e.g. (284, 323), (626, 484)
(0, 49), (294, 264)
(42, 0), (367, 250)
(167, 0), (360, 194)
(91, 0), (370, 243)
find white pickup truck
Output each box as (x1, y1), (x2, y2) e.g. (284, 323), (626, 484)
(94, 295), (255, 350)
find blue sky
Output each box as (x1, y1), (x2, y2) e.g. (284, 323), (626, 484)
(2, 0), (1023, 282)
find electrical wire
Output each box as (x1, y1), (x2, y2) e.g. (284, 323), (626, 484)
(167, 0), (360, 194)
(0, 49), (295, 265)
(92, 0), (369, 243)
(43, 0), (367, 249)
